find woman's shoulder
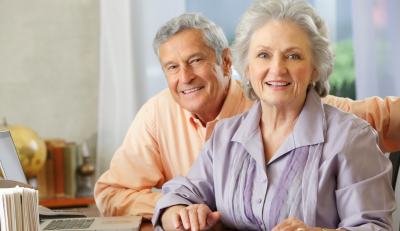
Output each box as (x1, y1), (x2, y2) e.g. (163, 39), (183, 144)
(323, 103), (371, 131)
(322, 103), (379, 155)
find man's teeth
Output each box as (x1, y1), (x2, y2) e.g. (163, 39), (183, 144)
(182, 87), (203, 94)
(266, 82), (290, 86)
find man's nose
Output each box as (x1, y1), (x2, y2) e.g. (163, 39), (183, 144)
(180, 66), (195, 84)
(269, 58), (287, 76)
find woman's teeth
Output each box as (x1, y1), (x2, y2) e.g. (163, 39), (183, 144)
(266, 82), (290, 86)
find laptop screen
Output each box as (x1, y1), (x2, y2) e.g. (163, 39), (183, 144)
(0, 131), (28, 184)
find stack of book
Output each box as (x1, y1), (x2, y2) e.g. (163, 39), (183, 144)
(36, 139), (84, 199)
(0, 186), (39, 231)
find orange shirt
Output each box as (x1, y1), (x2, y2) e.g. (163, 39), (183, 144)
(94, 77), (400, 220)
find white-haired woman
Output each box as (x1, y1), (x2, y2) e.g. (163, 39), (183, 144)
(152, 0), (396, 230)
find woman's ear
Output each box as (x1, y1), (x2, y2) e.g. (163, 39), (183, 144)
(245, 65), (250, 80)
(312, 67), (318, 80)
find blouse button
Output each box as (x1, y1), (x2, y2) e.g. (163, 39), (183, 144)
(258, 219), (262, 225)
(262, 178), (267, 183)
(257, 198), (262, 204)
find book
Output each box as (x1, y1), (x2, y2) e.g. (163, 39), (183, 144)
(63, 143), (78, 198)
(0, 186), (39, 231)
(44, 139), (65, 199)
(35, 164), (48, 199)
(53, 145), (66, 198)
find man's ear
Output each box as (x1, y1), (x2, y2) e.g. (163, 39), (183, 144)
(222, 48), (232, 77)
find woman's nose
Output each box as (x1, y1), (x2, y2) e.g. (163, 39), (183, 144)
(269, 58), (287, 76)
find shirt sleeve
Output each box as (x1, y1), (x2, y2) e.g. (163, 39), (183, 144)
(322, 95), (400, 153)
(94, 104), (165, 220)
(152, 135), (216, 230)
(335, 125), (396, 231)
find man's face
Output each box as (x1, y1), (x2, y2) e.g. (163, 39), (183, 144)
(159, 29), (231, 118)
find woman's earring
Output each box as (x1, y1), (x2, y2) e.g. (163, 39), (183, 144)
(308, 81), (314, 89)
(247, 80), (252, 89)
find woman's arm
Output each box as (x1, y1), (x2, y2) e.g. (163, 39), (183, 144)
(335, 125), (395, 231)
(152, 133), (220, 230)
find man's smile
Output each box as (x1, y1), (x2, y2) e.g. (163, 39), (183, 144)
(181, 87), (204, 94)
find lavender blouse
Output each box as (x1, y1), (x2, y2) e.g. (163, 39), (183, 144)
(152, 89), (396, 231)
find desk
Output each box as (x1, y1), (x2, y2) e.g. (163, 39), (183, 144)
(39, 197), (95, 208)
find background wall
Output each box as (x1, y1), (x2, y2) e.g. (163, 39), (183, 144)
(0, 0), (100, 145)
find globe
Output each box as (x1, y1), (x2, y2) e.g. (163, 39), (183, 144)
(1, 125), (46, 179)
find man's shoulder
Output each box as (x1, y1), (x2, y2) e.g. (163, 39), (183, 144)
(140, 88), (179, 112)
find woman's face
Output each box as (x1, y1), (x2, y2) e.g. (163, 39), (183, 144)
(246, 20), (317, 109)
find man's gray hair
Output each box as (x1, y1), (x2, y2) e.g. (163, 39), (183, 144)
(153, 13), (229, 64)
(231, 0), (334, 100)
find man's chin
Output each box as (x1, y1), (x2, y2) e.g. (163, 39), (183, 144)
(180, 102), (207, 115)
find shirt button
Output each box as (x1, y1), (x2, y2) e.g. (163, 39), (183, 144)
(262, 178), (267, 183)
(258, 219), (262, 225)
(257, 198), (262, 204)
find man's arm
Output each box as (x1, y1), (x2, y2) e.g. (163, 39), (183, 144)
(94, 105), (165, 220)
(322, 95), (400, 153)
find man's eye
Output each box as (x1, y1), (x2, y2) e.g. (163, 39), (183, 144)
(169, 66), (177, 70)
(288, 54), (300, 59)
(193, 59), (201, 63)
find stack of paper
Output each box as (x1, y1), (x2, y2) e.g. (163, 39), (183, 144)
(0, 186), (39, 231)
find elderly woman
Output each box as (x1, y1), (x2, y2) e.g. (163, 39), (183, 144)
(152, 0), (396, 230)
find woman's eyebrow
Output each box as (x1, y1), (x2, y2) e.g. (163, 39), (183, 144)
(284, 47), (304, 53)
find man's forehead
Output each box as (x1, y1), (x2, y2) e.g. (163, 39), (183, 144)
(159, 29), (214, 62)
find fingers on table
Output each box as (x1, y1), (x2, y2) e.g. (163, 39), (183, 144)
(177, 204), (212, 231)
(272, 217), (309, 231)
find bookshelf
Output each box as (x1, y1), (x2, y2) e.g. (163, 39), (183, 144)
(39, 197), (95, 208)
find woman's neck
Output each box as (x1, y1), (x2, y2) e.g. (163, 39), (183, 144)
(260, 99), (305, 135)
(259, 93), (307, 163)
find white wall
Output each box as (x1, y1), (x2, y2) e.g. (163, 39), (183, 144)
(0, 0), (100, 145)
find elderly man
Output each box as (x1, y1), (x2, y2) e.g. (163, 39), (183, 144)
(94, 13), (400, 220)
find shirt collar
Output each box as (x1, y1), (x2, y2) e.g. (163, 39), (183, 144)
(187, 76), (243, 127)
(232, 88), (325, 166)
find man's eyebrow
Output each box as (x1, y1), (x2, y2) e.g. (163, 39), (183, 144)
(161, 52), (205, 68)
(187, 52), (204, 59)
(162, 61), (175, 68)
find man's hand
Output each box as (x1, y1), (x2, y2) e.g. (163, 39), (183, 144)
(161, 204), (221, 231)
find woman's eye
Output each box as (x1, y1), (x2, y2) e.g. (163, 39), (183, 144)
(288, 54), (300, 59)
(258, 53), (269, 58)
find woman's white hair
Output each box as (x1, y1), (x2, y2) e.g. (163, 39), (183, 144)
(153, 13), (229, 65)
(231, 0), (334, 100)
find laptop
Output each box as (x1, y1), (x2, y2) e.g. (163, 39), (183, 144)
(0, 130), (142, 231)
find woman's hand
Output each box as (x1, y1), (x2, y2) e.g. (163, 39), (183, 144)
(161, 204), (221, 231)
(271, 217), (314, 231)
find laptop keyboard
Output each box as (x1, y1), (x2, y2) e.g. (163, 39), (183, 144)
(43, 219), (95, 230)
